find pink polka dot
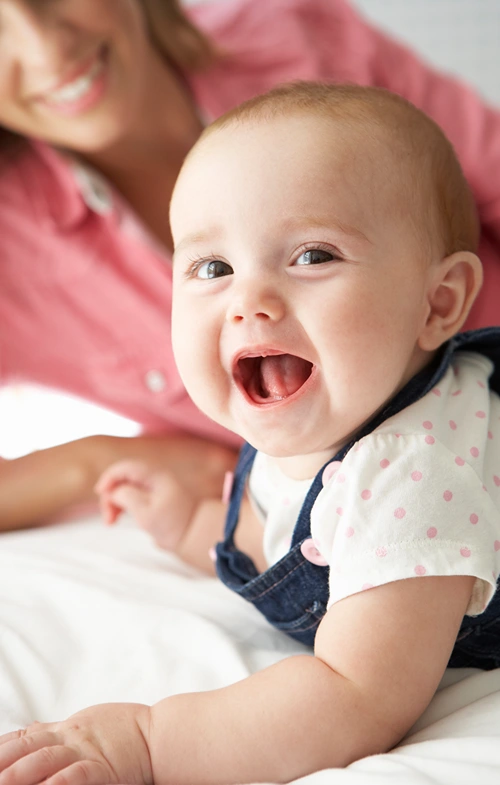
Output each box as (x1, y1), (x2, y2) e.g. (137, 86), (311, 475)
(423, 420), (433, 430)
(494, 475), (500, 487)
(395, 433), (401, 438)
(411, 470), (422, 482)
(425, 435), (435, 445)
(460, 547), (471, 558)
(451, 390), (462, 396)
(375, 546), (387, 557)
(336, 507), (343, 516)
(443, 490), (453, 502)
(494, 541), (500, 552)
(432, 388), (441, 397)
(361, 489), (372, 500)
(345, 527), (355, 538)
(477, 381), (486, 389)
(449, 420), (457, 430)
(283, 497), (290, 506)
(379, 458), (390, 469)
(455, 456), (465, 466)
(470, 446), (479, 458)
(336, 473), (346, 483)
(322, 461), (342, 486)
(488, 431), (494, 440)
(427, 527), (438, 539)
(483, 485), (488, 492)
(476, 410), (486, 418)
(414, 565), (427, 576)
(362, 583), (374, 591)
(469, 513), (479, 525)
(394, 507), (406, 519)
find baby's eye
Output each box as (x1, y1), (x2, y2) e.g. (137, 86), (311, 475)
(195, 260), (233, 279)
(294, 249), (337, 266)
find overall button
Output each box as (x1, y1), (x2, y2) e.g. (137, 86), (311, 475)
(222, 471), (234, 504)
(322, 460), (342, 486)
(145, 369), (166, 393)
(300, 538), (328, 567)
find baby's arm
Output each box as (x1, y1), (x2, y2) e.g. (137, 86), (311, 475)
(146, 574), (474, 783)
(0, 574), (473, 784)
(96, 462), (267, 574)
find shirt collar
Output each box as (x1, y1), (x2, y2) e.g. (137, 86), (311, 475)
(29, 140), (113, 231)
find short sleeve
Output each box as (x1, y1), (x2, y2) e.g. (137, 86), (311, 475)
(311, 432), (500, 614)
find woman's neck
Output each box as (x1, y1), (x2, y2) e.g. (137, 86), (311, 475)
(86, 48), (203, 175)
(80, 53), (204, 250)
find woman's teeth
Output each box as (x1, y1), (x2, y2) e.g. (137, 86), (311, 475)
(45, 57), (104, 105)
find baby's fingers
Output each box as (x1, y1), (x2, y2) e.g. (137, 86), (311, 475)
(0, 730), (57, 767)
(106, 485), (151, 524)
(0, 734), (80, 785)
(95, 460), (151, 496)
(45, 758), (114, 785)
(0, 730), (35, 748)
(99, 496), (123, 526)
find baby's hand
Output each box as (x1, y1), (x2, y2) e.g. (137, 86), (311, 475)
(0, 703), (151, 785)
(95, 460), (195, 551)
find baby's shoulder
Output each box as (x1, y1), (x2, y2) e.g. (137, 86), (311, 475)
(375, 351), (499, 444)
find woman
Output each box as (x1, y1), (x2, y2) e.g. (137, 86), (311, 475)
(0, 0), (499, 539)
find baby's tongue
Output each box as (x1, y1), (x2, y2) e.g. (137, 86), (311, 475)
(260, 354), (309, 399)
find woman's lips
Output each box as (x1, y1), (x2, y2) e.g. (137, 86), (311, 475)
(235, 353), (314, 404)
(35, 45), (109, 116)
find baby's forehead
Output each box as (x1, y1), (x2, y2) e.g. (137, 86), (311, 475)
(179, 114), (393, 193)
(174, 115), (408, 234)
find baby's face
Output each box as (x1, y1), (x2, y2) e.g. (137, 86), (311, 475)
(171, 116), (436, 473)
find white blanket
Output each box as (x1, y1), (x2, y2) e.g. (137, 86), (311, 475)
(1, 515), (500, 784)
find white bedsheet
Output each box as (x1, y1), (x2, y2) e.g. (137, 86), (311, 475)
(1, 515), (500, 784)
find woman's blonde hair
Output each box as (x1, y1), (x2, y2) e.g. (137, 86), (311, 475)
(0, 0), (216, 154)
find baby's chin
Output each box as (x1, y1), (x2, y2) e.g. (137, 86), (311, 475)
(255, 442), (346, 482)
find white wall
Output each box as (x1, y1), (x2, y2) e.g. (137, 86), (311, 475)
(352, 0), (500, 105)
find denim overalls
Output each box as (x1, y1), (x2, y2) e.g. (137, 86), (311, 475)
(215, 328), (500, 668)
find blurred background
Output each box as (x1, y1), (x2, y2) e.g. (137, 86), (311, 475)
(1, 0), (499, 458)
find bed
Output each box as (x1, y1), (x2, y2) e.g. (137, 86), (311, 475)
(2, 513), (500, 784)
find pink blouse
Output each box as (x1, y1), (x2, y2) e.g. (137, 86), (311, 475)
(1, 0), (499, 445)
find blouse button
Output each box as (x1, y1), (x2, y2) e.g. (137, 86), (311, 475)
(144, 369), (166, 393)
(73, 164), (113, 214)
(300, 538), (328, 567)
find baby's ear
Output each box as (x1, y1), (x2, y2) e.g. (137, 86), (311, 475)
(418, 251), (483, 352)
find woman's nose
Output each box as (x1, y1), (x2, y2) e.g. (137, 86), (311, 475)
(4, 1), (80, 72)
(226, 284), (286, 324)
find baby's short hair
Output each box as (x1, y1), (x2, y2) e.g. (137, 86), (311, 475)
(201, 82), (479, 257)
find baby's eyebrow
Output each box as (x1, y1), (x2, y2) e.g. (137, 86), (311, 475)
(172, 228), (222, 261)
(281, 215), (371, 244)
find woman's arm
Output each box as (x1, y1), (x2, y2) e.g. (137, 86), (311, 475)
(0, 434), (237, 531)
(0, 574), (474, 785)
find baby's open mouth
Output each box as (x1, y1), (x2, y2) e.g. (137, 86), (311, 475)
(236, 354), (313, 403)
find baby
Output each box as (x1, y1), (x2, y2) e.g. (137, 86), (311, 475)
(2, 82), (500, 785)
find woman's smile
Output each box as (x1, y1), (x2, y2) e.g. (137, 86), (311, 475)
(34, 44), (109, 117)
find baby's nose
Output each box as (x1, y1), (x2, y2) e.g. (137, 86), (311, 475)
(226, 286), (285, 323)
